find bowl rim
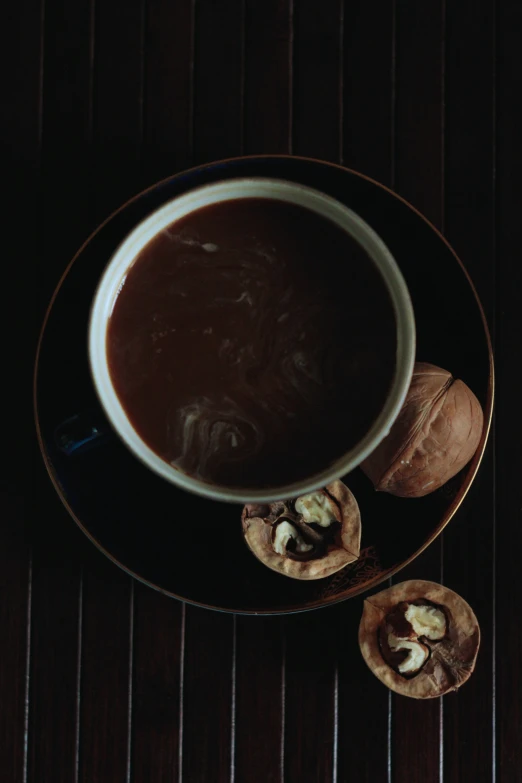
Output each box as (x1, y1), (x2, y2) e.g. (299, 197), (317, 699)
(87, 175), (416, 503)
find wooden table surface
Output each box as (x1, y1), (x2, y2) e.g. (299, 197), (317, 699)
(4, 0), (522, 781)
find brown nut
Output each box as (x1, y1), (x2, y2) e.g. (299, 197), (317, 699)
(358, 580), (480, 698)
(241, 480), (361, 580)
(361, 362), (484, 497)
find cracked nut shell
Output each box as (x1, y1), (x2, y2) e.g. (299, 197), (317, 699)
(361, 362), (484, 497)
(358, 580), (480, 698)
(241, 480), (361, 580)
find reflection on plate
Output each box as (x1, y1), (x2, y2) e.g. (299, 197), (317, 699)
(34, 156), (493, 614)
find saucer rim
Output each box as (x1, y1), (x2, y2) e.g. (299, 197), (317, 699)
(33, 154), (494, 615)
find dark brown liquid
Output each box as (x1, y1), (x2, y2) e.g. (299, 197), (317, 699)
(107, 198), (396, 488)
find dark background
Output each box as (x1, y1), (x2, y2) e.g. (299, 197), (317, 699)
(3, 0), (521, 781)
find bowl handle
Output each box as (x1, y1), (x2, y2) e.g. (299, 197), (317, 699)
(54, 410), (114, 456)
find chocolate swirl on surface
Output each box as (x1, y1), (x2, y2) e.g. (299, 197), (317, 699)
(107, 198), (396, 488)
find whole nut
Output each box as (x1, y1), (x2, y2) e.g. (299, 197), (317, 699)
(358, 580), (480, 698)
(362, 362), (484, 497)
(241, 480), (361, 580)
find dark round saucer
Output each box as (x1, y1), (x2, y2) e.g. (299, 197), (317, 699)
(34, 156), (493, 614)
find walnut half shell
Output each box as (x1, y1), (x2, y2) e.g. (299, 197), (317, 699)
(362, 362), (484, 497)
(241, 480), (361, 580)
(358, 580), (480, 698)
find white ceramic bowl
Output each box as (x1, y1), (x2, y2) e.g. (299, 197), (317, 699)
(89, 177), (416, 502)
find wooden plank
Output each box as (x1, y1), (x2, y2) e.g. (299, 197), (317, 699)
(28, 0), (94, 778)
(443, 2), (496, 781)
(243, 0), (293, 154)
(284, 609), (337, 782)
(79, 557), (134, 783)
(293, 0), (343, 162)
(143, 0), (194, 185)
(2, 0), (44, 360)
(193, 0), (243, 164)
(27, 491), (85, 783)
(90, 0), (145, 223)
(75, 1), (144, 779)
(132, 587), (183, 783)
(495, 1), (522, 780)
(40, 0), (94, 279)
(235, 617), (284, 783)
(181, 607), (234, 782)
(342, 0), (395, 186)
(0, 498), (31, 783)
(394, 0), (445, 228)
(1, 0), (43, 775)
(337, 599), (390, 783)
